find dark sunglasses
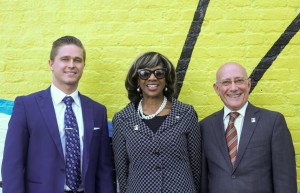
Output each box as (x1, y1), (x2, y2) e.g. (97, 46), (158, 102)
(137, 68), (167, 80)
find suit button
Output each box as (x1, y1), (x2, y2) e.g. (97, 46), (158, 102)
(60, 169), (65, 173)
(155, 166), (161, 171)
(232, 175), (236, 179)
(154, 151), (160, 156)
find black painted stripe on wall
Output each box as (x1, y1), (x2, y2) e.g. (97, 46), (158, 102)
(174, 0), (210, 98)
(176, 1), (299, 97)
(249, 13), (300, 93)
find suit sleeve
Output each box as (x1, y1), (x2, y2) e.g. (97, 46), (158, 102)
(1, 97), (28, 193)
(271, 113), (297, 193)
(97, 106), (115, 193)
(187, 107), (202, 193)
(199, 121), (208, 193)
(112, 114), (129, 193)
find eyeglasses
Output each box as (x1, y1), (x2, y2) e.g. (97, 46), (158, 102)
(138, 68), (167, 80)
(217, 78), (249, 87)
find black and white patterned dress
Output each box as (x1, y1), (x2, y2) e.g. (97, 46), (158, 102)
(112, 98), (201, 193)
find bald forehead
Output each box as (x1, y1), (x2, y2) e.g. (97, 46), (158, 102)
(216, 62), (248, 81)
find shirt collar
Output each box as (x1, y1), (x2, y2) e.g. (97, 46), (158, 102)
(50, 83), (81, 107)
(223, 102), (248, 120)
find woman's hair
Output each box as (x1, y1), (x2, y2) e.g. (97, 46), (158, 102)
(125, 51), (176, 103)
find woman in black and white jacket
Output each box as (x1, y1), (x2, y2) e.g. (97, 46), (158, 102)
(112, 51), (201, 193)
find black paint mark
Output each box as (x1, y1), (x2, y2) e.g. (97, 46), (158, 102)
(249, 13), (300, 93)
(174, 0), (210, 98)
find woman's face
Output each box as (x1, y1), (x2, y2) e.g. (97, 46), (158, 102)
(137, 65), (167, 99)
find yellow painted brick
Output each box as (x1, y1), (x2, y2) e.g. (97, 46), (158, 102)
(282, 46), (300, 56)
(0, 64), (5, 72)
(275, 57), (300, 69)
(222, 8), (264, 20)
(208, 47), (246, 58)
(288, 0), (300, 7)
(250, 20), (289, 32)
(245, 45), (274, 58)
(211, 21), (246, 33)
(287, 118), (300, 130)
(294, 144), (300, 154)
(290, 130), (300, 140)
(227, 0), (252, 7)
(252, 0), (287, 7)
(290, 70), (300, 81)
(287, 94), (300, 105)
(250, 94), (286, 105)
(244, 34), (265, 45)
(260, 8), (298, 20)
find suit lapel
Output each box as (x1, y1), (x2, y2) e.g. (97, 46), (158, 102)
(121, 103), (154, 138)
(234, 103), (259, 172)
(80, 94), (94, 177)
(37, 88), (64, 161)
(136, 107), (156, 139)
(213, 111), (234, 170)
(122, 100), (181, 138)
(159, 98), (181, 134)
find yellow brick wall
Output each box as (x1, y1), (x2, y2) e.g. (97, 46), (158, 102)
(0, 0), (299, 186)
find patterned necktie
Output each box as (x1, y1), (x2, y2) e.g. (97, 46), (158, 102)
(63, 96), (81, 191)
(225, 112), (240, 168)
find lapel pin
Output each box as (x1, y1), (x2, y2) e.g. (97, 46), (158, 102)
(251, 118), (256, 123)
(176, 116), (180, 119)
(134, 125), (139, 130)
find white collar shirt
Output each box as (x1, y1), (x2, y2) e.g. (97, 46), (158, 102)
(223, 102), (248, 149)
(50, 83), (84, 190)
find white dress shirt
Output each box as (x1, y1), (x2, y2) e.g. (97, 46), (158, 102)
(50, 83), (84, 191)
(223, 102), (248, 150)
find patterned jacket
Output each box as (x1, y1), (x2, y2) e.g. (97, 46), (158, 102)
(112, 98), (201, 193)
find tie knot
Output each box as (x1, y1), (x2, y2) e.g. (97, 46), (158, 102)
(229, 112), (239, 122)
(63, 96), (74, 107)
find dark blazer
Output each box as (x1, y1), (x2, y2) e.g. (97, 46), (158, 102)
(200, 102), (297, 193)
(1, 87), (115, 193)
(112, 98), (201, 193)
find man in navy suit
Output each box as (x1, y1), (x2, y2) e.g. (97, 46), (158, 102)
(1, 36), (115, 193)
(200, 62), (297, 193)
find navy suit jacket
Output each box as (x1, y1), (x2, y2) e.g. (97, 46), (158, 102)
(1, 87), (115, 193)
(200, 103), (297, 193)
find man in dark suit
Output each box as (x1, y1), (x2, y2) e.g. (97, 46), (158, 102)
(1, 36), (115, 193)
(200, 62), (297, 193)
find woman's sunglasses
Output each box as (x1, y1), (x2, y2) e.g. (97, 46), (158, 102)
(137, 68), (167, 80)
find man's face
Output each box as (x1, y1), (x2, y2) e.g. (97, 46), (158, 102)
(49, 44), (84, 93)
(213, 63), (251, 111)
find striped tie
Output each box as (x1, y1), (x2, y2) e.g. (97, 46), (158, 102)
(225, 112), (239, 168)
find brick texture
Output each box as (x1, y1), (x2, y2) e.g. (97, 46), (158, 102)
(0, 0), (299, 189)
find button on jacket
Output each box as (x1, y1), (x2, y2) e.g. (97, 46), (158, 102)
(112, 98), (201, 193)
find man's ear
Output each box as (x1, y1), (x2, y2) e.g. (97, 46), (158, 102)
(247, 78), (252, 93)
(48, 60), (53, 70)
(213, 83), (220, 96)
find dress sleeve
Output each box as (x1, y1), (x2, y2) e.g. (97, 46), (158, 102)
(186, 106), (202, 193)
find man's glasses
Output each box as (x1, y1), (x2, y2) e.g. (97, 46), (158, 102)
(217, 78), (249, 87)
(138, 68), (167, 80)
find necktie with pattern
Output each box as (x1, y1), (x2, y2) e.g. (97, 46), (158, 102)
(225, 112), (240, 168)
(63, 96), (81, 191)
